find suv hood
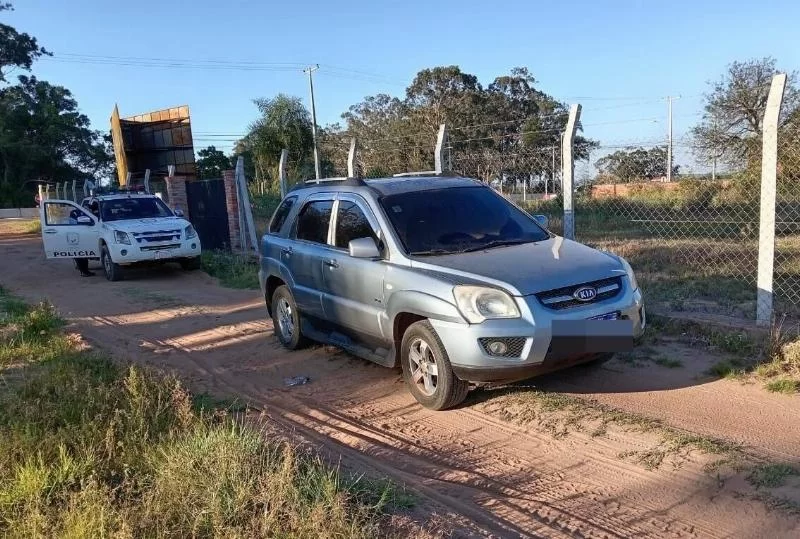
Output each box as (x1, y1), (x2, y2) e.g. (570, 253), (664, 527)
(410, 236), (626, 296)
(105, 217), (188, 234)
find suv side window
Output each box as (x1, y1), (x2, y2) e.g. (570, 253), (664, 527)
(335, 201), (377, 249)
(295, 200), (333, 244)
(269, 196), (296, 234)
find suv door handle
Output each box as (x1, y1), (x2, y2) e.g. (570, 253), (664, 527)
(324, 259), (339, 269)
(281, 247), (293, 256)
(44, 229), (57, 235)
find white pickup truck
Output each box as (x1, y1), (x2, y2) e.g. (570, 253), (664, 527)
(39, 190), (202, 281)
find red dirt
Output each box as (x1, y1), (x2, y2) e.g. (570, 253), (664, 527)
(2, 231), (799, 538)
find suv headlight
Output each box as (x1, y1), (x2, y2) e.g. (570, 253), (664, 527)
(619, 257), (638, 290)
(184, 224), (197, 240)
(114, 230), (131, 245)
(453, 285), (520, 324)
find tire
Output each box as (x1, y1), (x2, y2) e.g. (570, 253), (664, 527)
(271, 285), (307, 350)
(180, 256), (202, 270)
(400, 320), (470, 410)
(100, 245), (124, 281)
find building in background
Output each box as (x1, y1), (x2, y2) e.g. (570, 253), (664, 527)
(110, 105), (197, 186)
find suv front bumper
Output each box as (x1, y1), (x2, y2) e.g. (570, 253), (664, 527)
(107, 240), (201, 265)
(431, 286), (645, 384)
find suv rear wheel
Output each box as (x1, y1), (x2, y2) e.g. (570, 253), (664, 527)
(271, 285), (306, 349)
(401, 320), (469, 410)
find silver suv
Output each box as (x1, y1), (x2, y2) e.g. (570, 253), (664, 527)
(259, 176), (645, 410)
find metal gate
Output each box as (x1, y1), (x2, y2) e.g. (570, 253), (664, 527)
(185, 179), (230, 250)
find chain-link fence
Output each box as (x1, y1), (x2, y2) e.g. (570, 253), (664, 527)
(571, 141), (764, 320)
(774, 128), (800, 317)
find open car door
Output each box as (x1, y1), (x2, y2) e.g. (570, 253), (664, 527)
(39, 200), (100, 259)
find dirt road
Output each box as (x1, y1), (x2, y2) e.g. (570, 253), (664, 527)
(2, 231), (799, 538)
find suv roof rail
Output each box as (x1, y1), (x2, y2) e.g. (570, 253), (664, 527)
(302, 177), (367, 186)
(390, 170), (459, 178)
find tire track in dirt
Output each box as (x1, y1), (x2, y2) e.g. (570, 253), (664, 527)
(2, 234), (799, 538)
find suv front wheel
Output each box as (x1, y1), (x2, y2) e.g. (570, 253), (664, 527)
(101, 245), (124, 281)
(271, 285), (306, 349)
(401, 320), (469, 410)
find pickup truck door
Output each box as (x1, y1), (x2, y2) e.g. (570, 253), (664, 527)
(284, 196), (334, 320)
(39, 200), (100, 259)
(321, 195), (387, 339)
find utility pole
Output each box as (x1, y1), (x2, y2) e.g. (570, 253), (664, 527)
(304, 64), (321, 180)
(666, 95), (680, 183)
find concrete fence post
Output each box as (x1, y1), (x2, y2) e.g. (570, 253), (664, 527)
(71, 180), (77, 202)
(756, 73), (788, 327)
(347, 137), (358, 178)
(435, 124), (448, 174)
(278, 149), (288, 198)
(561, 104), (582, 240)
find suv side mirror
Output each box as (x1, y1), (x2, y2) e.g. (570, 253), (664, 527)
(76, 215), (93, 225)
(533, 214), (549, 229)
(349, 237), (380, 259)
(174, 208), (184, 217)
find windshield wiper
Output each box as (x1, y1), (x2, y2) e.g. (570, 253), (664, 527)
(461, 239), (533, 253)
(409, 248), (453, 256)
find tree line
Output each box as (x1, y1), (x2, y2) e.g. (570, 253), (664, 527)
(0, 2), (112, 207)
(209, 58), (798, 191)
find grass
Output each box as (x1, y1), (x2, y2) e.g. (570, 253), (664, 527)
(202, 250), (260, 289)
(476, 387), (740, 470)
(653, 356), (684, 369)
(0, 287), (408, 538)
(0, 218), (40, 236)
(747, 464), (800, 489)
(764, 378), (800, 394)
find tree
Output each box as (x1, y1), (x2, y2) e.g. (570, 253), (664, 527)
(693, 57), (800, 167)
(333, 66), (596, 184)
(237, 94), (314, 187)
(594, 147), (678, 183)
(195, 145), (231, 179)
(0, 3), (50, 82)
(0, 76), (112, 205)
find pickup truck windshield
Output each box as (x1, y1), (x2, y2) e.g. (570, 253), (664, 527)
(100, 197), (174, 222)
(380, 186), (549, 255)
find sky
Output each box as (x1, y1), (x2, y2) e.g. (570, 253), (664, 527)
(5, 0), (800, 174)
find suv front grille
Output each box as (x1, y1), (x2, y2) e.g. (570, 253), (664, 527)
(478, 337), (528, 358)
(536, 276), (623, 310)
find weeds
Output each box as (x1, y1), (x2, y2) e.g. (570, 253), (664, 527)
(477, 387), (741, 470)
(653, 356), (683, 368)
(0, 287), (399, 537)
(747, 464), (800, 489)
(708, 360), (746, 379)
(764, 378), (800, 394)
(202, 250), (260, 289)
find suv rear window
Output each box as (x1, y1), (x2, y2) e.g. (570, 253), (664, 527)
(269, 196), (296, 234)
(295, 200), (333, 244)
(379, 186), (549, 255)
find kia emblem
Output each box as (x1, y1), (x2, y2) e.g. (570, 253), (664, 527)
(573, 286), (597, 302)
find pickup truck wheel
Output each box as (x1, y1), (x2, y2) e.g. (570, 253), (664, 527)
(180, 256), (202, 271)
(100, 245), (124, 282)
(401, 320), (469, 410)
(271, 285), (306, 349)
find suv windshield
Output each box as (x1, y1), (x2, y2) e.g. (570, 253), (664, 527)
(380, 186), (549, 255)
(100, 197), (174, 222)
